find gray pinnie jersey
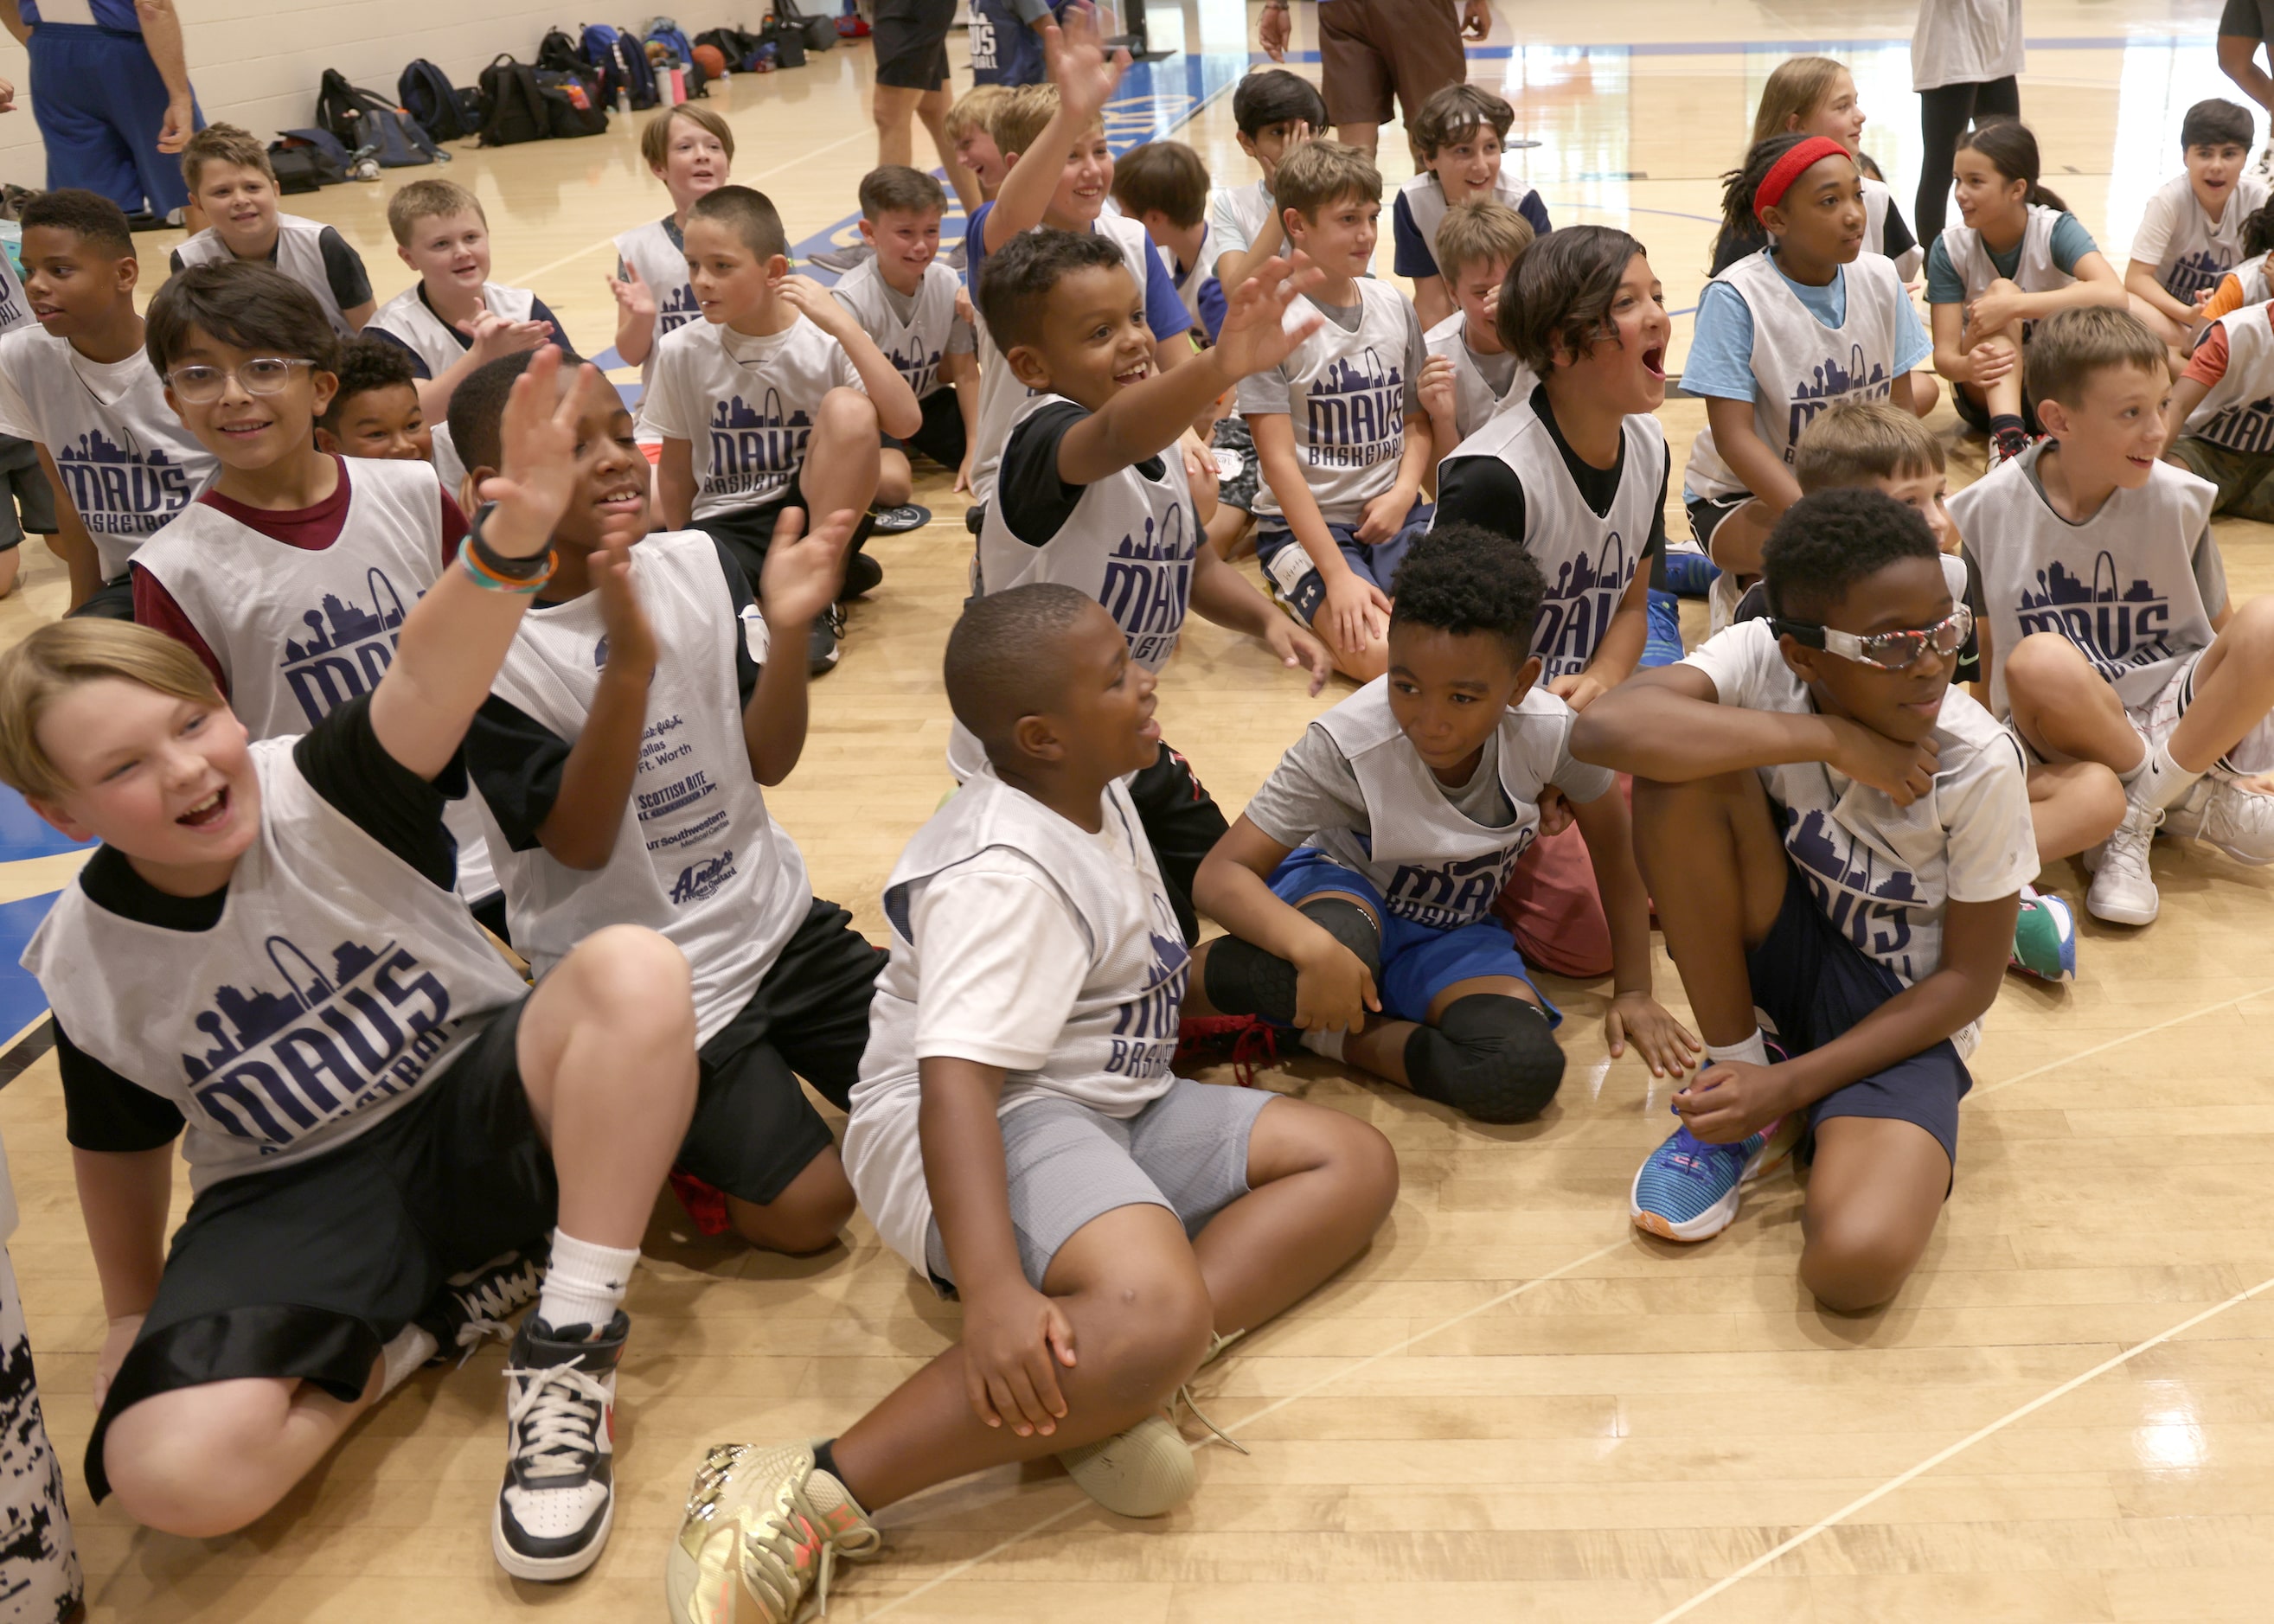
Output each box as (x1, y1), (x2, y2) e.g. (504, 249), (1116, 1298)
(2184, 300), (2274, 454)
(616, 217), (702, 390)
(842, 764), (1188, 1273)
(0, 325), (217, 579)
(0, 246), (30, 337)
(830, 255), (961, 400)
(1423, 310), (1529, 444)
(366, 281), (538, 378)
(1685, 249), (1906, 501)
(1947, 439), (2223, 716)
(1437, 393), (1662, 683)
(22, 737), (530, 1192)
(473, 530), (811, 1043)
(1297, 678), (1599, 930)
(1239, 277), (1421, 523)
(175, 214), (355, 337)
(1939, 204), (2072, 341)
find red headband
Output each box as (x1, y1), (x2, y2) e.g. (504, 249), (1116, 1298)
(1753, 136), (1852, 219)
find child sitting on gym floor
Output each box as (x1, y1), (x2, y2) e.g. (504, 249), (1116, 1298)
(964, 227), (1331, 941)
(945, 84), (1014, 202)
(2124, 98), (2265, 354)
(638, 185), (920, 675)
(611, 101), (733, 387)
(665, 585), (1399, 1624)
(10, 349), (698, 1581)
(1576, 489), (2036, 1308)
(170, 125), (374, 337)
(448, 351), (878, 1256)
(366, 179), (567, 420)
(1433, 226), (1671, 981)
(1243, 139), (1432, 684)
(1183, 524), (1694, 1123)
(0, 189), (215, 618)
(1111, 140), (1227, 342)
(2164, 269), (2274, 523)
(1391, 83), (1552, 329)
(830, 165), (977, 516)
(316, 336), (433, 464)
(1208, 67), (1327, 298)
(1948, 305), (2274, 928)
(1418, 199), (1535, 460)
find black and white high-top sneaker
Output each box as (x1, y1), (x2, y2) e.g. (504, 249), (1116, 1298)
(417, 1243), (548, 1365)
(493, 1311), (627, 1581)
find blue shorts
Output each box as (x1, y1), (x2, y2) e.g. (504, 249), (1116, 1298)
(1748, 863), (1970, 1169)
(1254, 498), (1432, 624)
(1269, 849), (1559, 1027)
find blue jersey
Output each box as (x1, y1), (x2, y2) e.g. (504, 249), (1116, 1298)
(22, 0), (144, 29)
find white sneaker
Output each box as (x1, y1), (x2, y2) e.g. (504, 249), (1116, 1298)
(2085, 802), (2163, 925)
(2161, 775), (2274, 865)
(493, 1312), (625, 1581)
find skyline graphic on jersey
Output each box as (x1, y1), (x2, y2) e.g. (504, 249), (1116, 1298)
(2015, 551), (2175, 680)
(280, 568), (412, 724)
(2203, 389), (2274, 456)
(1103, 894), (1190, 1083)
(1784, 809), (1924, 905)
(185, 934), (387, 1081)
(1532, 529), (1633, 678)
(1304, 341), (1405, 465)
(54, 425), (198, 532)
(1784, 342), (1893, 449)
(1386, 842), (1530, 930)
(1098, 502), (1195, 670)
(707, 387), (814, 487)
(2164, 248), (2232, 302)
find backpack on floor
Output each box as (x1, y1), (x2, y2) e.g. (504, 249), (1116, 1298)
(477, 54), (552, 146)
(266, 135), (341, 193)
(539, 28), (587, 79)
(314, 68), (442, 167)
(773, 0), (838, 52)
(535, 67), (611, 137)
(397, 59), (477, 143)
(644, 20), (709, 97)
(582, 22), (658, 109)
(696, 25), (764, 70)
(761, 15), (808, 68)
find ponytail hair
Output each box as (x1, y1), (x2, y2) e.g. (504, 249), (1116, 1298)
(1957, 117), (2069, 214)
(1719, 131), (1857, 242)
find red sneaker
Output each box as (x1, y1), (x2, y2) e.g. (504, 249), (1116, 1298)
(1172, 1013), (1279, 1086)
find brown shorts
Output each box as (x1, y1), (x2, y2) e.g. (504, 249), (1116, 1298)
(1318, 0), (1468, 131)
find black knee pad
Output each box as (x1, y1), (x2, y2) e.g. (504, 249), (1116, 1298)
(1402, 994), (1565, 1124)
(1200, 898), (1381, 1021)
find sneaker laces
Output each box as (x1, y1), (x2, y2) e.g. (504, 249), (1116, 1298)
(1173, 1329), (1250, 1455)
(452, 1257), (546, 1357)
(504, 1363), (612, 1482)
(739, 1472), (880, 1621)
(2102, 803), (2163, 885)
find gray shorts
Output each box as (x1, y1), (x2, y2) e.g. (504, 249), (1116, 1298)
(924, 1078), (1274, 1292)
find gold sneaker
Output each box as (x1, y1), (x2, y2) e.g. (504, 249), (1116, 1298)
(666, 1442), (881, 1624)
(1055, 1412), (1196, 1518)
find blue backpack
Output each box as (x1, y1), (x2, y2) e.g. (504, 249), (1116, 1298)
(582, 21), (658, 109)
(645, 19), (709, 96)
(397, 59), (477, 143)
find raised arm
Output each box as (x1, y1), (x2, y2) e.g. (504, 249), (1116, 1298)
(986, 4), (1128, 253)
(741, 506), (858, 784)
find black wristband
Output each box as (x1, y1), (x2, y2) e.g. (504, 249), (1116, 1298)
(466, 502), (552, 581)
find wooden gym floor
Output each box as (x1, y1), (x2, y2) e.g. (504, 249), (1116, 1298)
(3, 2), (2273, 1617)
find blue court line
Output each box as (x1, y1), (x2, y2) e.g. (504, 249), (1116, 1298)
(1258, 34), (2208, 64)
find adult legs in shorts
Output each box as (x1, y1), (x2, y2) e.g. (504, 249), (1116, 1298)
(2170, 435), (2274, 525)
(1186, 851), (1567, 1124)
(1253, 498), (1431, 681)
(1632, 768), (1953, 1309)
(818, 1081), (1396, 1512)
(1316, 0), (1465, 157)
(679, 899), (882, 1254)
(97, 926), (696, 1545)
(1127, 740), (1230, 945)
(870, 0), (974, 206)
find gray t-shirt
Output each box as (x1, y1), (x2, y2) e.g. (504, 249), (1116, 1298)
(1237, 279), (1428, 523)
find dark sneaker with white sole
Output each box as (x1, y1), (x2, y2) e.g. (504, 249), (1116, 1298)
(494, 1311), (628, 1582)
(417, 1242), (548, 1365)
(841, 550), (882, 598)
(808, 603), (845, 675)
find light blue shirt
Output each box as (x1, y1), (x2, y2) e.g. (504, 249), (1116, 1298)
(1683, 253), (1932, 403)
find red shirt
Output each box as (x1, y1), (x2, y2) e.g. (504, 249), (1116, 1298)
(131, 455), (466, 695)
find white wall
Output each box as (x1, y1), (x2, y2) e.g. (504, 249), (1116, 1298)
(0, 1), (768, 188)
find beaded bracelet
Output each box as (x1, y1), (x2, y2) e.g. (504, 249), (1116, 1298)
(458, 535), (556, 594)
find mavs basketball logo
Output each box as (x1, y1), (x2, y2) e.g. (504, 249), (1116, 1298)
(657, 280), (701, 338)
(707, 388), (810, 502)
(1533, 530), (1633, 680)
(1784, 807), (1920, 976)
(281, 567), (411, 725)
(2015, 553), (2174, 682)
(183, 934), (465, 1151)
(1099, 504), (1195, 668)
(1387, 842), (1531, 930)
(1305, 346), (1406, 470)
(884, 331), (943, 399)
(2202, 390), (2274, 454)
(1104, 896), (1189, 1082)
(1784, 342), (1892, 453)
(54, 427), (195, 540)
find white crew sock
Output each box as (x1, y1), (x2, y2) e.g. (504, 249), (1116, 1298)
(1704, 1029), (1770, 1069)
(534, 1230), (640, 1333)
(2121, 738), (2202, 812)
(1299, 1027), (1346, 1061)
(378, 1324), (438, 1397)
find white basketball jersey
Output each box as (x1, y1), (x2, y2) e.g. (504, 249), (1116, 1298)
(1861, 175), (1923, 281)
(23, 738), (530, 1191)
(2184, 301), (2274, 454)
(845, 765), (1188, 1272)
(616, 217), (701, 389)
(951, 393), (1198, 779)
(1252, 278), (1417, 522)
(1423, 310), (1528, 444)
(1947, 445), (2220, 714)
(637, 314), (862, 521)
(1304, 680), (1577, 930)
(1686, 251), (1906, 501)
(0, 247), (31, 337)
(367, 282), (537, 379)
(1208, 178), (1275, 265)
(970, 211), (1161, 502)
(1941, 205), (2071, 341)
(176, 215), (354, 337)
(1441, 396), (1663, 682)
(2232, 252), (2271, 307)
(830, 256), (960, 400)
(1397, 157), (1541, 270)
(0, 326), (216, 579)
(475, 531), (809, 1040)
(2144, 170), (2271, 302)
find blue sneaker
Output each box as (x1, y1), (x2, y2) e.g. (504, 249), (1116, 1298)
(2007, 885), (2077, 981)
(1630, 1114), (1800, 1243)
(1643, 588), (1684, 668)
(1662, 547), (1721, 598)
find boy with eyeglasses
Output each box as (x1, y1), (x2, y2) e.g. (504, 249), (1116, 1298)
(1573, 489), (2037, 1310)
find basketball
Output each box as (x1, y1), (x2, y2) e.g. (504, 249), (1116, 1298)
(693, 42), (727, 79)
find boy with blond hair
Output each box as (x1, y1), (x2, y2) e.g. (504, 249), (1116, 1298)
(367, 178), (567, 419)
(611, 103), (734, 386)
(1242, 138), (1432, 683)
(1392, 83), (1552, 329)
(945, 84), (1014, 201)
(170, 125), (374, 336)
(638, 186), (921, 674)
(1418, 199), (1534, 457)
(1950, 306), (2274, 928)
